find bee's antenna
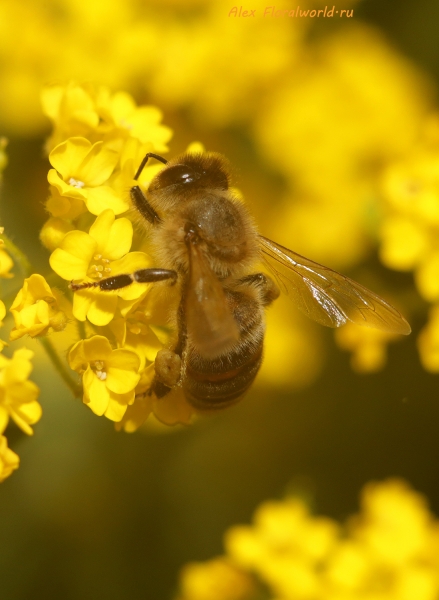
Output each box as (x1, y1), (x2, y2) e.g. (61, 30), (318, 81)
(134, 153), (168, 180)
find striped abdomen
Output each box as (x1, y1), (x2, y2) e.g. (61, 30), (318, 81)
(183, 289), (265, 410)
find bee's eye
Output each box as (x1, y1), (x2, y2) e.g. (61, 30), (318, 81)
(157, 164), (201, 189)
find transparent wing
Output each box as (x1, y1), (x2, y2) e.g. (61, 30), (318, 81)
(186, 240), (240, 357)
(259, 235), (411, 335)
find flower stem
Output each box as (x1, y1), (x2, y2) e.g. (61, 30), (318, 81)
(1, 232), (32, 277)
(39, 337), (82, 398)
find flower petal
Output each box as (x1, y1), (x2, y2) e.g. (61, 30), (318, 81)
(0, 406), (9, 434)
(72, 291), (94, 322)
(152, 388), (195, 426)
(82, 336), (113, 362)
(48, 169), (87, 200)
(90, 211), (133, 260)
(83, 367), (110, 416)
(50, 231), (96, 280)
(106, 368), (140, 394)
(49, 137), (92, 179)
(77, 141), (119, 187)
(86, 293), (118, 326)
(85, 186), (129, 216)
(104, 390), (134, 422)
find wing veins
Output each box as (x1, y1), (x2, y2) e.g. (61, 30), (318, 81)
(259, 235), (411, 334)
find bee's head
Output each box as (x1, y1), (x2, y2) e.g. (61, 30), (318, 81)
(148, 153), (230, 195)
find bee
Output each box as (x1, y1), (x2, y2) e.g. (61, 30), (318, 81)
(71, 152), (411, 411)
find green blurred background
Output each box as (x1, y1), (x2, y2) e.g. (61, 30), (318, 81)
(1, 0), (439, 598)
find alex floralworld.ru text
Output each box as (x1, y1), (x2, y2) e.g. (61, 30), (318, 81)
(228, 6), (354, 17)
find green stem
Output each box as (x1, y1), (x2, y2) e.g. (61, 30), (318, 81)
(77, 318), (87, 341)
(1, 233), (32, 277)
(39, 337), (82, 398)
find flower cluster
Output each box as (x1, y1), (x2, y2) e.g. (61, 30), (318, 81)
(377, 116), (439, 373)
(0, 213), (42, 482)
(38, 82), (198, 428)
(176, 479), (439, 600)
(0, 346), (42, 482)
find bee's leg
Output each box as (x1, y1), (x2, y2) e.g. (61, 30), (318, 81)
(135, 347), (182, 402)
(130, 186), (161, 225)
(131, 152), (168, 226)
(148, 279), (189, 400)
(145, 349), (182, 400)
(154, 349), (182, 387)
(70, 268), (177, 291)
(146, 350), (182, 400)
(238, 273), (280, 306)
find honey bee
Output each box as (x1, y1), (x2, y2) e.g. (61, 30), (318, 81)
(71, 152), (411, 411)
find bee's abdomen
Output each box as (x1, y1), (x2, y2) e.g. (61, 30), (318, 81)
(183, 289), (264, 410)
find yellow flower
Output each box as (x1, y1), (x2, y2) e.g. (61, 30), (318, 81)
(41, 82), (102, 152)
(115, 365), (155, 433)
(0, 348), (41, 435)
(416, 251), (439, 302)
(45, 187), (88, 221)
(97, 90), (172, 151)
(177, 558), (255, 600)
(152, 387), (196, 427)
(0, 300), (6, 351)
(0, 248), (14, 279)
(117, 362), (196, 430)
(324, 540), (370, 591)
(355, 479), (432, 567)
(335, 321), (400, 372)
(418, 305), (439, 372)
(39, 217), (76, 251)
(68, 335), (141, 421)
(50, 209), (151, 325)
(110, 290), (172, 370)
(379, 215), (428, 271)
(48, 137), (128, 215)
(9, 274), (68, 341)
(0, 435), (19, 483)
(110, 313), (164, 371)
(42, 83), (172, 154)
(378, 116), (439, 370)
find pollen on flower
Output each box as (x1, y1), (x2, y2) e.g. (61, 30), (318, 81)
(87, 255), (112, 280)
(68, 177), (85, 188)
(93, 360), (107, 381)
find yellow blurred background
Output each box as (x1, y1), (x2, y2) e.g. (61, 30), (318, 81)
(1, 0), (439, 598)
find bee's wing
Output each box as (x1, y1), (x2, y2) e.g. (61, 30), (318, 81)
(185, 240), (240, 357)
(259, 235), (411, 335)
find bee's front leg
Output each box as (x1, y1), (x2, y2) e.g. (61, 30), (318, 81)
(130, 152), (168, 226)
(70, 268), (178, 291)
